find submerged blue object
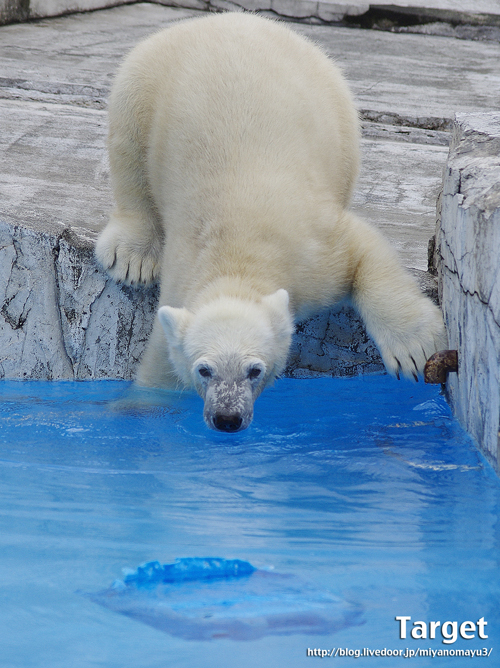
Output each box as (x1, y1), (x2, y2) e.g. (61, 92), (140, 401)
(122, 558), (256, 587)
(89, 557), (363, 641)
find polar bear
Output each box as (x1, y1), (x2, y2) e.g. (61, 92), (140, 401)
(95, 12), (446, 432)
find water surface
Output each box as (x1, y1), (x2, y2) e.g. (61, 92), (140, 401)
(0, 376), (498, 667)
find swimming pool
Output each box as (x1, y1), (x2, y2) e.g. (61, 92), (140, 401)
(0, 375), (498, 666)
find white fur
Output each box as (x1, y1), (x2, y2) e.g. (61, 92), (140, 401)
(95, 13), (446, 430)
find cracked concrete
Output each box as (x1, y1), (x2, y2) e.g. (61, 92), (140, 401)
(435, 113), (500, 471)
(2, 0), (500, 26)
(0, 220), (158, 379)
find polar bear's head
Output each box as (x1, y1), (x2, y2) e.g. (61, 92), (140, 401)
(158, 289), (293, 432)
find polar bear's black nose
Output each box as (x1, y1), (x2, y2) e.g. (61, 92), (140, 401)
(214, 413), (243, 432)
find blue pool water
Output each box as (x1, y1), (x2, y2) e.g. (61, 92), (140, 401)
(0, 376), (498, 667)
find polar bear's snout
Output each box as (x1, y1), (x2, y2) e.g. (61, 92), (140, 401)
(202, 377), (255, 433)
(213, 413), (244, 433)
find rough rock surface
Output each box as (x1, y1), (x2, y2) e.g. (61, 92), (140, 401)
(2, 0), (500, 26)
(0, 221), (158, 380)
(1, 216), (442, 380)
(436, 113), (500, 471)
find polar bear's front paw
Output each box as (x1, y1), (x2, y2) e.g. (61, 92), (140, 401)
(379, 334), (438, 381)
(374, 304), (447, 381)
(95, 223), (162, 286)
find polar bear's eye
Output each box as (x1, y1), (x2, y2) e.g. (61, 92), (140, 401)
(198, 366), (212, 379)
(248, 367), (262, 380)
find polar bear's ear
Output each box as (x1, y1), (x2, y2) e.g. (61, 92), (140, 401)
(261, 290), (294, 373)
(262, 289), (293, 338)
(262, 289), (290, 314)
(158, 306), (192, 347)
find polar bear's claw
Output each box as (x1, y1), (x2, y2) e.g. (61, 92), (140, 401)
(375, 318), (447, 382)
(95, 222), (162, 286)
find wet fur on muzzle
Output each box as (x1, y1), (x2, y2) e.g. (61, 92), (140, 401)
(203, 379), (254, 432)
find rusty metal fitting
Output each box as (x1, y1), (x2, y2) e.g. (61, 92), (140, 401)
(424, 350), (458, 384)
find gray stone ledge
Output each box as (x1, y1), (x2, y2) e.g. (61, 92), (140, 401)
(0, 215), (440, 382)
(0, 218), (158, 380)
(0, 214), (374, 381)
(2, 0), (500, 27)
(436, 112), (500, 472)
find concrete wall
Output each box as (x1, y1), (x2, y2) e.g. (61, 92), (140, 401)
(0, 0), (368, 24)
(3, 0), (500, 26)
(0, 0), (26, 24)
(436, 112), (500, 472)
(0, 220), (158, 380)
(0, 0), (131, 23)
(0, 210), (442, 382)
(0, 216), (396, 381)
